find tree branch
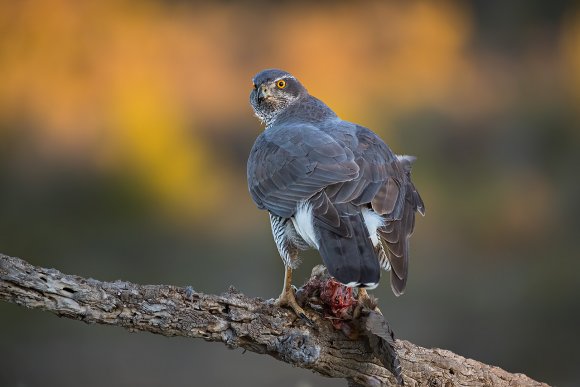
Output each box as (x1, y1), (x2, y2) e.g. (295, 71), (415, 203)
(0, 253), (547, 386)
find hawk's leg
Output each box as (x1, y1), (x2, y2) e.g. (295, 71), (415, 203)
(275, 266), (312, 325)
(269, 213), (312, 325)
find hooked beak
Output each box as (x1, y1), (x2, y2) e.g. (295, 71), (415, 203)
(256, 84), (271, 103)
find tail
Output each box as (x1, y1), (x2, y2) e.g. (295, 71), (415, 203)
(315, 203), (381, 288)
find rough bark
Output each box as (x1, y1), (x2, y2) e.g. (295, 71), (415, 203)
(0, 253), (548, 386)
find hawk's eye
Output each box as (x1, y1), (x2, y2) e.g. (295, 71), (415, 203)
(253, 83), (257, 90)
(276, 80), (287, 89)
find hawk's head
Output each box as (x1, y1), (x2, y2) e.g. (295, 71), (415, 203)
(250, 69), (307, 126)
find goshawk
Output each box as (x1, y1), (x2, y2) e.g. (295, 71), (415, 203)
(247, 69), (424, 320)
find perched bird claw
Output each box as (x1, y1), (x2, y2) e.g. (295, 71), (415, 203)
(275, 285), (314, 326)
(274, 290), (314, 326)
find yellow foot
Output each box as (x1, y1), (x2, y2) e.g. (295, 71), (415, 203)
(275, 289), (313, 326)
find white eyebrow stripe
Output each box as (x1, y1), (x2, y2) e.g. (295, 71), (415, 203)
(273, 75), (296, 82)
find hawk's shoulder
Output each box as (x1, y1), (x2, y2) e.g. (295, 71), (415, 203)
(247, 123), (359, 218)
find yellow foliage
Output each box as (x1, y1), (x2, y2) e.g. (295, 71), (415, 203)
(103, 77), (223, 217)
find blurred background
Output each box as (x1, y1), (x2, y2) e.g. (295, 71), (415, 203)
(1, 1), (579, 386)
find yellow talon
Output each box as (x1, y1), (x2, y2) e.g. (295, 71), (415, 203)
(276, 266), (313, 325)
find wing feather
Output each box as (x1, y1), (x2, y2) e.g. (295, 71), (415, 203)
(324, 125), (424, 296)
(247, 124), (359, 218)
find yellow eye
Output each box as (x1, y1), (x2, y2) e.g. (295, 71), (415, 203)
(276, 80), (286, 89)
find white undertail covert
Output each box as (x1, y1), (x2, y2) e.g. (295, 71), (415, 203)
(291, 201), (319, 249)
(361, 207), (385, 246)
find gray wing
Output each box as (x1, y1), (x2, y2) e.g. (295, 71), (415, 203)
(247, 123), (359, 219)
(326, 125), (425, 295)
(325, 126), (408, 218)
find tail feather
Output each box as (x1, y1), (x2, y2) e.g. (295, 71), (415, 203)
(315, 203), (380, 288)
